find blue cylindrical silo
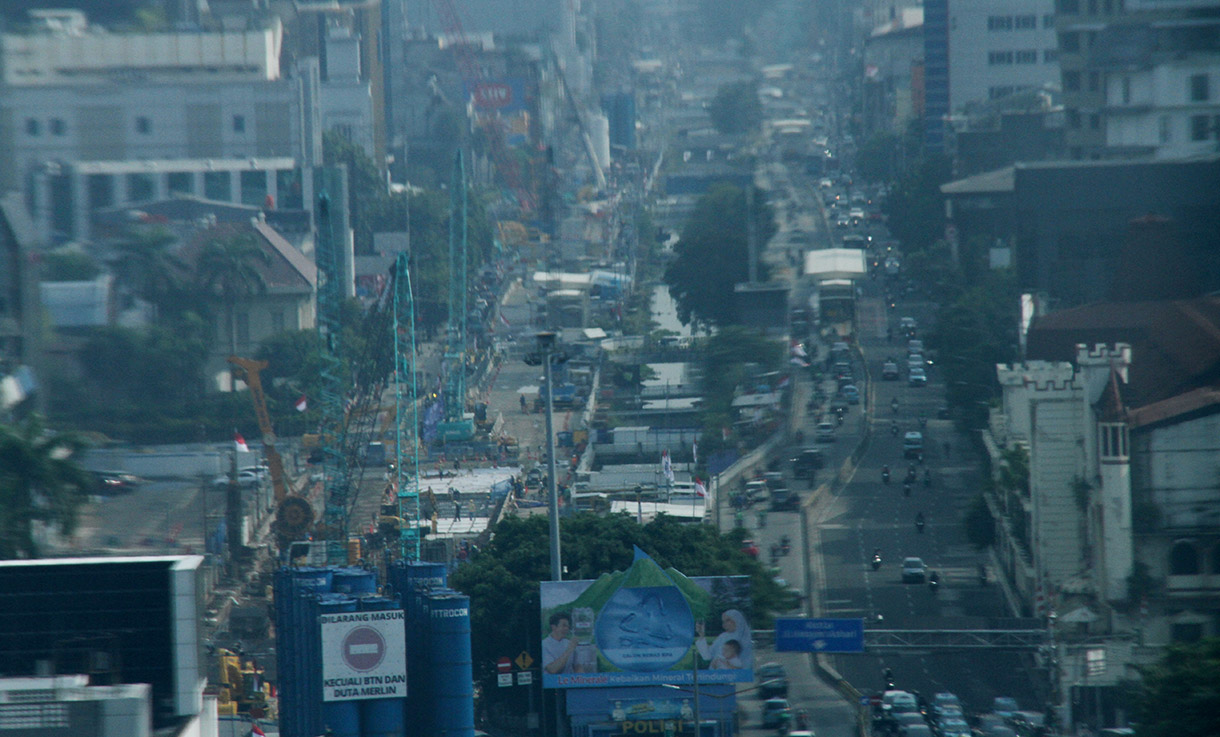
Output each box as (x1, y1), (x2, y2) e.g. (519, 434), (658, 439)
(276, 567), (335, 737)
(389, 561), (446, 737)
(318, 594), (361, 737)
(358, 595), (405, 737)
(427, 592), (474, 737)
(332, 567), (378, 596)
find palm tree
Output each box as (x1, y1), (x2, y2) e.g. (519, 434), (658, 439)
(194, 230), (270, 390)
(0, 415), (94, 559)
(112, 226), (188, 318)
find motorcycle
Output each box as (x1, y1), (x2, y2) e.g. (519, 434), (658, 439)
(903, 483), (912, 497)
(915, 514), (925, 533)
(891, 422), (900, 437)
(881, 469), (891, 484)
(923, 469), (932, 488)
(780, 535), (792, 555)
(929, 572), (941, 593)
(871, 550), (882, 571)
(837, 413), (845, 427)
(891, 398), (899, 414)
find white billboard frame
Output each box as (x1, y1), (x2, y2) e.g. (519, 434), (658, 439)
(320, 610), (407, 701)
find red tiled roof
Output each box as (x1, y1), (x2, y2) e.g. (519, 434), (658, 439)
(1026, 297), (1220, 407)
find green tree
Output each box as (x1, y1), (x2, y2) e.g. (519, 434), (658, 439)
(78, 321), (210, 407)
(323, 130), (386, 255)
(0, 415), (95, 559)
(194, 230), (270, 389)
(708, 81), (763, 135)
(964, 494), (995, 550)
(40, 250), (100, 281)
(449, 513), (792, 687)
(883, 153), (953, 253)
(111, 226), (188, 318)
(664, 184), (774, 327)
(697, 326), (782, 453)
(1135, 637), (1220, 737)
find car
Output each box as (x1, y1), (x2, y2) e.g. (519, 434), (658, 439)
(1008, 712), (1046, 737)
(815, 422), (836, 443)
(901, 557), (927, 583)
(899, 316), (917, 336)
(882, 360), (900, 380)
(992, 697), (1020, 720)
(835, 215), (851, 228)
(892, 712), (928, 730)
(907, 354), (926, 371)
(841, 384), (860, 404)
(903, 431), (924, 457)
(818, 177), (834, 188)
(212, 469), (261, 488)
(92, 470), (139, 495)
(745, 480), (768, 502)
(238, 465), (269, 481)
(976, 715), (1009, 736)
(908, 339), (925, 355)
(791, 448), (826, 479)
(908, 369), (927, 387)
(760, 697), (791, 728)
(931, 692), (962, 715)
(881, 690), (920, 716)
(757, 662), (789, 699)
(937, 717), (971, 737)
(740, 539), (760, 558)
(849, 207), (866, 223)
(900, 726), (934, 737)
(935, 705), (965, 723)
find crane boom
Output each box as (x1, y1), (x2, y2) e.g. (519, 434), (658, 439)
(228, 356), (313, 544)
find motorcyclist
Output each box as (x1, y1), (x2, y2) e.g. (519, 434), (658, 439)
(891, 397), (899, 414)
(891, 421), (900, 436)
(881, 465), (891, 484)
(929, 570), (941, 590)
(923, 468), (932, 487)
(871, 548), (882, 570)
(903, 483), (912, 497)
(915, 511), (925, 532)
(780, 535), (792, 554)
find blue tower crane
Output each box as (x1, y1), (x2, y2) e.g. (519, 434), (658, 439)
(437, 150), (475, 442)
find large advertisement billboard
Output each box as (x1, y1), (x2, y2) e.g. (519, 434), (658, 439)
(540, 548), (753, 689)
(320, 610), (407, 701)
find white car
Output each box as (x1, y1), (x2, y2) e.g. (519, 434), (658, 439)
(901, 557), (927, 583)
(213, 469), (262, 488)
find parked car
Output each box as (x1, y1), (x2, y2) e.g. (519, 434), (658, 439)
(92, 470), (139, 495)
(901, 557), (928, 583)
(757, 662), (789, 699)
(212, 469), (261, 488)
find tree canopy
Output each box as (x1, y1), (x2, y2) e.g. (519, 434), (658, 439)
(663, 184), (775, 326)
(0, 415), (94, 559)
(448, 513), (793, 683)
(1135, 637), (1220, 737)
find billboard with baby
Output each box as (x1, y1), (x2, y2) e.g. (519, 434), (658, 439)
(539, 547), (753, 689)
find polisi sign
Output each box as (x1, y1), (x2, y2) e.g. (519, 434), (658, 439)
(473, 83), (513, 109)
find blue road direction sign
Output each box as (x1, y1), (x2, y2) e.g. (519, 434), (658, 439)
(774, 618), (865, 653)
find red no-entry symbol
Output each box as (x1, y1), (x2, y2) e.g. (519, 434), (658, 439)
(343, 626), (386, 671)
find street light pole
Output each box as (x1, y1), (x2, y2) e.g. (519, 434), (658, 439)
(538, 333), (562, 583)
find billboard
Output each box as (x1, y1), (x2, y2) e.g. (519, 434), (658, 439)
(320, 610), (407, 701)
(540, 547), (753, 689)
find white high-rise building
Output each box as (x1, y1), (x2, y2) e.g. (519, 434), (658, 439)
(948, 0), (1060, 112)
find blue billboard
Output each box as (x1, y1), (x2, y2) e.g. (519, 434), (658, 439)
(774, 617), (864, 653)
(540, 547), (753, 689)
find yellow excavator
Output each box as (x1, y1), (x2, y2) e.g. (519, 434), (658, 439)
(228, 356), (314, 547)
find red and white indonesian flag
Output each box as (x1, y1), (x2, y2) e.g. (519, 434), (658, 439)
(295, 394), (308, 412)
(694, 478), (707, 497)
(234, 432), (249, 453)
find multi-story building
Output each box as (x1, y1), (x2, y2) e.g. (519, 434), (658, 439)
(0, 10), (324, 241)
(863, 7), (925, 137)
(924, 0), (1060, 151)
(989, 302), (1220, 732)
(1055, 0), (1220, 160)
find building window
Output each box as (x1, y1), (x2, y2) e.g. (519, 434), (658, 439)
(1159, 115), (1172, 143)
(87, 174), (115, 209)
(204, 170), (231, 200)
(1016, 14), (1037, 29)
(989, 51), (1014, 65)
(990, 86), (1016, 99)
(136, 116), (151, 134)
(1190, 74), (1209, 102)
(988, 15), (1013, 31)
(1100, 424), (1128, 458)
(127, 173), (155, 202)
(1088, 0), (1098, 13)
(50, 118), (66, 136)
(1170, 541), (1200, 575)
(1043, 13), (1056, 28)
(1017, 50), (1038, 64)
(1121, 77), (1131, 104)
(1064, 71), (1082, 91)
(1089, 113), (1101, 130)
(1058, 0), (1079, 13)
(233, 114), (246, 133)
(168, 171), (194, 195)
(1191, 114), (1211, 141)
(1061, 31), (1081, 53)
(25, 118), (40, 136)
(1171, 623), (1204, 643)
(1088, 71), (1100, 92)
(1045, 49), (1059, 63)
